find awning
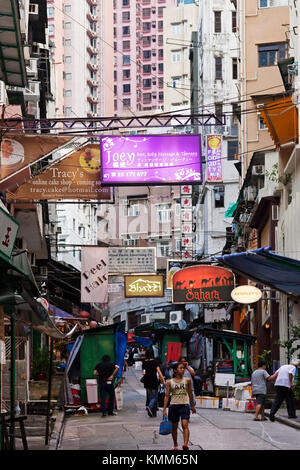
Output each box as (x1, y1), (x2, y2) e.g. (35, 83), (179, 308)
(215, 247), (300, 298)
(0, 0), (27, 87)
(259, 96), (298, 148)
(225, 202), (238, 218)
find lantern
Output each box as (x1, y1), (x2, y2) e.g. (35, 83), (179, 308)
(89, 321), (98, 328)
(80, 310), (90, 319)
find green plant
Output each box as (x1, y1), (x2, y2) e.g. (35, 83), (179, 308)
(294, 374), (300, 401)
(265, 163), (292, 186)
(258, 349), (272, 374)
(277, 322), (300, 362)
(31, 347), (51, 380)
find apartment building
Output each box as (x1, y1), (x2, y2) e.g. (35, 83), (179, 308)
(47, 0), (114, 118)
(113, 0), (176, 115)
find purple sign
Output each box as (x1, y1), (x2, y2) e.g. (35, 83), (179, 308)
(100, 135), (202, 185)
(207, 135), (222, 182)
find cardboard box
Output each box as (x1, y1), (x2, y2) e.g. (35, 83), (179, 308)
(196, 396), (219, 409)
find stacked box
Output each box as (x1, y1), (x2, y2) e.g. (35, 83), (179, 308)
(196, 396), (219, 408)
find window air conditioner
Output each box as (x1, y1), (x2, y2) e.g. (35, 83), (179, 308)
(169, 311), (183, 324)
(252, 165), (264, 176)
(140, 314), (151, 324)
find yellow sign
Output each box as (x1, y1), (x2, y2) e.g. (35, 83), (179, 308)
(124, 275), (164, 298)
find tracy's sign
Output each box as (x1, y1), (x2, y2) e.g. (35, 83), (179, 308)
(124, 275), (164, 298)
(172, 265), (234, 303)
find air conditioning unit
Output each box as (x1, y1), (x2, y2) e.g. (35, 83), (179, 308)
(38, 266), (48, 277)
(140, 314), (151, 324)
(272, 205), (279, 221)
(29, 3), (39, 15)
(169, 311), (183, 324)
(252, 165), (264, 176)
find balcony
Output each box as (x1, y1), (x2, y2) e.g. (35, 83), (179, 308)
(87, 78), (98, 87)
(87, 12), (98, 22)
(87, 62), (98, 71)
(87, 45), (98, 55)
(87, 28), (97, 39)
(87, 95), (99, 104)
(87, 0), (97, 5)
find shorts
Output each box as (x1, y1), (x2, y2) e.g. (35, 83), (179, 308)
(168, 404), (190, 423)
(254, 394), (266, 406)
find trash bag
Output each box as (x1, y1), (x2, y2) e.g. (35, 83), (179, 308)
(159, 416), (172, 435)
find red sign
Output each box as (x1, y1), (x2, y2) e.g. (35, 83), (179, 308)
(172, 265), (234, 303)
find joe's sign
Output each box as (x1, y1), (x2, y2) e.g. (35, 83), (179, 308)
(172, 265), (234, 303)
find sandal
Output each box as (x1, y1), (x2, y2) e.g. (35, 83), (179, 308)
(253, 418), (260, 421)
(182, 445), (189, 450)
(172, 446), (179, 450)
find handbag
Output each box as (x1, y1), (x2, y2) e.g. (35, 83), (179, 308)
(159, 416), (172, 435)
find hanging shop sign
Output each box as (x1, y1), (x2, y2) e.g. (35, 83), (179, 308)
(181, 185), (192, 195)
(207, 135), (222, 182)
(167, 260), (183, 289)
(6, 144), (112, 201)
(231, 285), (262, 304)
(108, 247), (156, 274)
(0, 207), (19, 260)
(81, 247), (109, 303)
(125, 275), (164, 298)
(100, 135), (202, 185)
(0, 135), (71, 184)
(172, 265), (235, 303)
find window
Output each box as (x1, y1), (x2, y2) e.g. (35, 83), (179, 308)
(143, 36), (151, 46)
(158, 63), (163, 72)
(215, 103), (223, 121)
(123, 0), (129, 5)
(232, 11), (237, 32)
(123, 69), (131, 79)
(157, 204), (171, 223)
(159, 92), (163, 101)
(143, 50), (151, 59)
(65, 107), (72, 115)
(65, 5), (71, 12)
(64, 73), (72, 80)
(48, 24), (54, 34)
(123, 84), (131, 93)
(214, 11), (221, 33)
(114, 70), (117, 81)
(65, 56), (71, 63)
(172, 23), (181, 35)
(123, 55), (130, 65)
(232, 58), (238, 79)
(124, 236), (139, 247)
(65, 39), (71, 46)
(124, 200), (139, 217)
(123, 98), (131, 107)
(172, 50), (181, 62)
(258, 43), (287, 67)
(214, 186), (225, 208)
(143, 8), (151, 17)
(143, 64), (151, 73)
(157, 241), (172, 257)
(65, 22), (71, 29)
(123, 26), (130, 35)
(47, 7), (54, 17)
(143, 22), (151, 32)
(215, 57), (222, 79)
(65, 90), (72, 97)
(122, 11), (130, 21)
(175, 239), (182, 252)
(143, 93), (151, 102)
(158, 49), (163, 59)
(259, 117), (267, 130)
(227, 141), (238, 160)
(158, 21), (163, 30)
(123, 40), (130, 50)
(143, 78), (151, 88)
(172, 77), (181, 88)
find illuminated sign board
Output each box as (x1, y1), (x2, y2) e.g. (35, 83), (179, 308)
(231, 285), (262, 304)
(125, 275), (164, 298)
(100, 135), (202, 185)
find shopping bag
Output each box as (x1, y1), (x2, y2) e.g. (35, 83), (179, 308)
(115, 386), (123, 410)
(159, 416), (172, 436)
(158, 384), (165, 408)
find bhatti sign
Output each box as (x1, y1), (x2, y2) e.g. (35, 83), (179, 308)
(172, 265), (234, 303)
(124, 275), (164, 298)
(231, 285), (262, 304)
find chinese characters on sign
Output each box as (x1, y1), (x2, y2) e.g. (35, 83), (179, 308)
(207, 135), (222, 182)
(124, 275), (164, 298)
(181, 185), (194, 259)
(0, 207), (19, 259)
(101, 135), (202, 185)
(108, 247), (156, 274)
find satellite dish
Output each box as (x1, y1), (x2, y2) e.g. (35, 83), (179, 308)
(178, 319), (187, 330)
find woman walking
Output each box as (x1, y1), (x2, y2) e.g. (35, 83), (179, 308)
(142, 349), (165, 417)
(163, 362), (196, 450)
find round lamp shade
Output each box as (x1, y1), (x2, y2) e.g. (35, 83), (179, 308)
(79, 310), (90, 318)
(89, 321), (98, 328)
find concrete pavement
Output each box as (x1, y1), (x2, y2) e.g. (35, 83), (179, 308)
(57, 367), (300, 451)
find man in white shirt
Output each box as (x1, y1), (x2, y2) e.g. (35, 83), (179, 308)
(269, 362), (298, 421)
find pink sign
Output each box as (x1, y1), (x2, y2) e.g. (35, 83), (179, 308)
(100, 135), (202, 185)
(207, 135), (222, 182)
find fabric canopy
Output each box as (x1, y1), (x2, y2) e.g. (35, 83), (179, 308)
(225, 202), (238, 218)
(215, 247), (300, 297)
(259, 96), (298, 147)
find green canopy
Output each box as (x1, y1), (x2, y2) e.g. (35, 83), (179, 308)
(225, 202), (238, 218)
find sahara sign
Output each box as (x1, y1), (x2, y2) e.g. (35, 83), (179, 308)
(124, 275), (164, 298)
(172, 265), (234, 304)
(6, 145), (112, 201)
(231, 285), (262, 304)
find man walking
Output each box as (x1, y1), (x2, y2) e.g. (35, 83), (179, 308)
(94, 355), (119, 417)
(269, 361), (298, 422)
(251, 361), (277, 421)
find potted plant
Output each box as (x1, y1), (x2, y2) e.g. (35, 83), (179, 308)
(32, 347), (50, 381)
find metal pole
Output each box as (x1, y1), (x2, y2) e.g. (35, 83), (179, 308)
(10, 313), (16, 450)
(45, 337), (54, 446)
(0, 306), (5, 451)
